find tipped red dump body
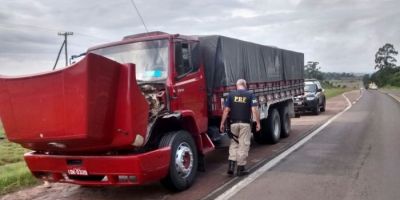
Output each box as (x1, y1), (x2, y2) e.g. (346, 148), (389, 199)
(0, 53), (149, 153)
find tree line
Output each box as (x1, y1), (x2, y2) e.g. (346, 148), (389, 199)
(305, 43), (400, 89)
(304, 61), (355, 81)
(365, 43), (400, 88)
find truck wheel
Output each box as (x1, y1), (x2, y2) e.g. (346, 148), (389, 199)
(267, 109), (281, 144)
(255, 108), (281, 144)
(320, 98), (326, 112)
(280, 106), (291, 138)
(159, 130), (198, 192)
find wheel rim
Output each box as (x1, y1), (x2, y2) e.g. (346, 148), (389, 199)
(175, 142), (194, 178)
(273, 116), (280, 139)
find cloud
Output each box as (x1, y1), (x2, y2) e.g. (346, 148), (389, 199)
(0, 0), (399, 75)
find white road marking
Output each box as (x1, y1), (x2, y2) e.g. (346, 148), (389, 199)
(214, 93), (353, 200)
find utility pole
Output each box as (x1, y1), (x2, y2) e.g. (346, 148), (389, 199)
(53, 32), (73, 70)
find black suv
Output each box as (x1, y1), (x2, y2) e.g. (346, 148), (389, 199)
(295, 80), (326, 115)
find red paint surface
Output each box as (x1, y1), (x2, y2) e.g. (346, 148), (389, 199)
(0, 53), (149, 153)
(24, 147), (171, 186)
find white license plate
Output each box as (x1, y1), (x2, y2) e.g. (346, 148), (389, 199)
(67, 168), (88, 176)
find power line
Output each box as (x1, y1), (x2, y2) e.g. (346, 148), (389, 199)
(129, 0), (149, 33)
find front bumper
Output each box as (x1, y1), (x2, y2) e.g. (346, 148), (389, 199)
(294, 98), (319, 112)
(302, 99), (318, 110)
(24, 147), (171, 186)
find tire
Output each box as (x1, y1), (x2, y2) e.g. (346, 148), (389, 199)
(267, 109), (281, 144)
(320, 98), (326, 112)
(255, 108), (281, 144)
(313, 101), (320, 115)
(280, 106), (291, 138)
(159, 130), (198, 192)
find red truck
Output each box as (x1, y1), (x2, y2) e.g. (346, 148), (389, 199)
(0, 31), (304, 191)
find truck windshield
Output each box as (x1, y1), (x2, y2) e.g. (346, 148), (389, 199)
(304, 84), (317, 92)
(91, 39), (169, 82)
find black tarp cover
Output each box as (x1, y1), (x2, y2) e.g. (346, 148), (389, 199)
(197, 35), (304, 96)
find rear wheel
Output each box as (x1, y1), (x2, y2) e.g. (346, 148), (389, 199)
(280, 106), (291, 138)
(159, 130), (198, 192)
(268, 109), (281, 144)
(254, 108), (281, 144)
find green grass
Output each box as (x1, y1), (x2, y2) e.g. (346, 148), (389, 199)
(0, 141), (27, 166)
(0, 125), (4, 138)
(325, 87), (352, 99)
(327, 79), (363, 89)
(381, 85), (400, 91)
(0, 162), (39, 195)
(0, 122), (39, 195)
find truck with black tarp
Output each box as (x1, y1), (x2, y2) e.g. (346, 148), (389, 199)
(0, 31), (304, 191)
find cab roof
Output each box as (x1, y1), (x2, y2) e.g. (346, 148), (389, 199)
(87, 31), (198, 52)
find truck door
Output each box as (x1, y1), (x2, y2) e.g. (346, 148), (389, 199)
(172, 40), (208, 133)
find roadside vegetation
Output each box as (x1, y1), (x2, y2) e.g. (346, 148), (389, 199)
(0, 126), (4, 138)
(323, 80), (357, 99)
(363, 43), (400, 88)
(324, 87), (351, 99)
(379, 85), (400, 96)
(0, 123), (39, 195)
(304, 60), (363, 99)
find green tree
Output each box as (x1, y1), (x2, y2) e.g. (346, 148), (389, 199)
(375, 43), (398, 70)
(304, 61), (323, 80)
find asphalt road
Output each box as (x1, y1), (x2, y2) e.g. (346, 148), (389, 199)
(231, 90), (400, 200)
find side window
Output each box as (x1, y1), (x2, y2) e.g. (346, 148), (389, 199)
(175, 42), (193, 77)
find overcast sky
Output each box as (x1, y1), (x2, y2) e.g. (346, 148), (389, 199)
(0, 0), (399, 75)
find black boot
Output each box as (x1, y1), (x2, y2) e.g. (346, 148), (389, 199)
(227, 160), (236, 175)
(237, 165), (249, 176)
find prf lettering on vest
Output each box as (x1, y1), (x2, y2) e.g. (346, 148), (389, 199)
(234, 96), (247, 103)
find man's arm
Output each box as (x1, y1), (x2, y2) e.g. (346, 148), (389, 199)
(220, 107), (231, 133)
(252, 106), (261, 132)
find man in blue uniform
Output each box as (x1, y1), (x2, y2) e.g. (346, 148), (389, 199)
(220, 79), (261, 176)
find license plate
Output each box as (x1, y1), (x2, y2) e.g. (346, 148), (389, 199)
(67, 168), (88, 176)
